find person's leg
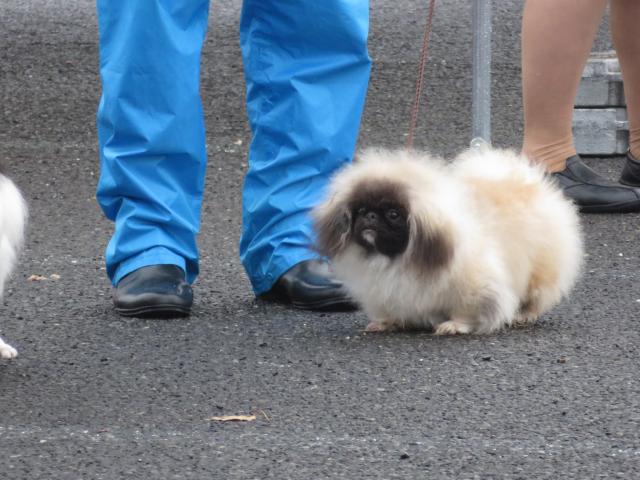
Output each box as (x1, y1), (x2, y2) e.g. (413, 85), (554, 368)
(611, 0), (640, 187)
(239, 0), (371, 296)
(521, 0), (608, 172)
(96, 0), (210, 287)
(522, 0), (640, 213)
(611, 0), (640, 159)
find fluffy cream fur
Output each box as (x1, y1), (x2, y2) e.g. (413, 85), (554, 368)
(313, 147), (583, 335)
(0, 173), (27, 358)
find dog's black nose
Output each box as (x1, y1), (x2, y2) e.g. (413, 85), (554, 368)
(365, 211), (378, 221)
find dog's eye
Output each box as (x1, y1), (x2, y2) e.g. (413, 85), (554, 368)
(357, 207), (367, 216)
(386, 209), (400, 220)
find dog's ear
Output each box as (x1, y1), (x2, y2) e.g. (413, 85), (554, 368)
(407, 213), (454, 274)
(313, 197), (352, 258)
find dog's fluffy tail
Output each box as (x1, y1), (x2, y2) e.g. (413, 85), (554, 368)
(0, 172), (27, 296)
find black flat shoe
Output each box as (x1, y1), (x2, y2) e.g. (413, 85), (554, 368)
(619, 151), (640, 187)
(261, 259), (358, 312)
(113, 265), (193, 318)
(551, 155), (640, 213)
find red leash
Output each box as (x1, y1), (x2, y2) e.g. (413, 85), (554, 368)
(406, 0), (437, 151)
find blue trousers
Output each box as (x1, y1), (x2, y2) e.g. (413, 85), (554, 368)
(96, 0), (371, 294)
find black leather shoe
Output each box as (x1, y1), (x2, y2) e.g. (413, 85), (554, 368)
(113, 265), (193, 318)
(619, 151), (640, 187)
(551, 155), (640, 213)
(261, 259), (358, 312)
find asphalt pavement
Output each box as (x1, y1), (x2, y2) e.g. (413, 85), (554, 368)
(1, 1), (639, 478)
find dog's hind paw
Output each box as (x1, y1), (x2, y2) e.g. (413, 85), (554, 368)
(512, 313), (539, 328)
(0, 342), (18, 359)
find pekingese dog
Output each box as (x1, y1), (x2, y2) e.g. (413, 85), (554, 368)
(313, 147), (582, 335)
(0, 162), (27, 358)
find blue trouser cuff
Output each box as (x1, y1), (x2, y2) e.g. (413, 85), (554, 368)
(249, 250), (321, 296)
(112, 246), (188, 286)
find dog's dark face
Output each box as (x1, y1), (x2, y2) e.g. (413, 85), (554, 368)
(349, 181), (410, 257)
(315, 176), (454, 274)
(314, 155), (457, 278)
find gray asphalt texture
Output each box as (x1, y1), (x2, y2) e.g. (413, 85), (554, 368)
(2, 1), (639, 479)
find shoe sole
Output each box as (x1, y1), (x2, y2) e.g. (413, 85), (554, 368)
(260, 291), (358, 312)
(290, 298), (359, 312)
(115, 304), (191, 319)
(578, 199), (640, 214)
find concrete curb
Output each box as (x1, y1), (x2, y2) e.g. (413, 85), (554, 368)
(574, 51), (628, 155)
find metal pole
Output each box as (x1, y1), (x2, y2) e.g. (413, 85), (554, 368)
(471, 0), (492, 149)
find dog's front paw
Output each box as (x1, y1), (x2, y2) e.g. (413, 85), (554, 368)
(364, 321), (398, 333)
(0, 343), (18, 359)
(434, 319), (472, 336)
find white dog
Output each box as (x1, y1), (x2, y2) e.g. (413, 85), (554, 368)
(313, 147), (583, 335)
(0, 164), (27, 358)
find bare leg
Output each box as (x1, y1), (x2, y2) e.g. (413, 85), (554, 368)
(522, 0), (608, 172)
(610, 0), (640, 160)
